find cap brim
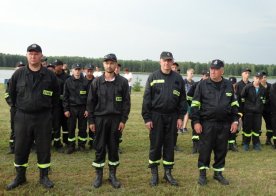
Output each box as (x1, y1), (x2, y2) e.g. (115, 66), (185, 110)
(103, 59), (117, 62)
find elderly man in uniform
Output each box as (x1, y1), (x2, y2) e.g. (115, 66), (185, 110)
(190, 59), (239, 186)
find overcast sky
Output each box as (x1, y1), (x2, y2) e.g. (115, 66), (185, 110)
(0, 0), (275, 64)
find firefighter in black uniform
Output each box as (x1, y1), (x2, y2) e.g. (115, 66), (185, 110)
(236, 68), (251, 144)
(54, 59), (70, 145)
(260, 72), (273, 145)
(240, 72), (266, 151)
(186, 70), (209, 154)
(228, 76), (239, 152)
(270, 82), (276, 149)
(63, 63), (89, 154)
(142, 51), (187, 187)
(83, 64), (95, 149)
(6, 44), (59, 190)
(5, 61), (25, 154)
(87, 54), (130, 189)
(190, 59), (239, 186)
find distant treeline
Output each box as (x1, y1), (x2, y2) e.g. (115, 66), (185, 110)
(1, 53), (276, 76)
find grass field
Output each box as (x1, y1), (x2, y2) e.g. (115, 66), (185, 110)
(0, 84), (275, 196)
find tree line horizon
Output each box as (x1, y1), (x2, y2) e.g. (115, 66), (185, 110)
(1, 52), (276, 76)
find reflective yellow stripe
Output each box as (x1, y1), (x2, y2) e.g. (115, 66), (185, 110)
(252, 132), (260, 137)
(226, 92), (232, 97)
(173, 90), (180, 96)
(231, 101), (239, 107)
(163, 161), (174, 165)
(116, 97), (122, 101)
(42, 90), (53, 96)
(54, 138), (61, 141)
(191, 100), (201, 107)
(273, 136), (276, 140)
(4, 92), (9, 98)
(37, 163), (51, 168)
(150, 79), (165, 86)
(241, 98), (245, 102)
(9, 139), (14, 143)
(228, 140), (235, 144)
(267, 130), (273, 133)
(80, 90), (87, 95)
(109, 161), (120, 166)
(186, 96), (193, 101)
(192, 136), (199, 140)
(213, 167), (224, 171)
(149, 160), (161, 164)
(62, 131), (69, 134)
(92, 162), (105, 168)
(238, 112), (243, 117)
(199, 166), (209, 170)
(88, 137), (94, 141)
(78, 136), (87, 141)
(14, 162), (28, 167)
(243, 132), (252, 137)
(68, 137), (76, 142)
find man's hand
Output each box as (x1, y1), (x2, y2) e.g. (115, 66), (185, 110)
(118, 122), (125, 133)
(84, 110), (88, 118)
(194, 123), (202, 134)
(230, 122), (238, 133)
(145, 121), (153, 131)
(176, 119), (183, 129)
(64, 111), (70, 118)
(89, 124), (96, 133)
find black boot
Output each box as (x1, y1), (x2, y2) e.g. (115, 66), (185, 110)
(39, 168), (54, 188)
(7, 141), (15, 154)
(228, 143), (238, 152)
(150, 166), (159, 186)
(192, 141), (199, 154)
(265, 137), (272, 145)
(6, 167), (27, 190)
(109, 166), (121, 189)
(66, 143), (75, 154)
(213, 171), (229, 185)
(198, 169), (207, 186)
(93, 168), (103, 188)
(54, 140), (64, 153)
(163, 168), (178, 186)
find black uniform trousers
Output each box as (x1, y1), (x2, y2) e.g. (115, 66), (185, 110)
(271, 115), (276, 147)
(242, 113), (262, 145)
(67, 105), (87, 147)
(14, 110), (52, 168)
(9, 106), (16, 145)
(263, 111), (273, 139)
(53, 105), (69, 144)
(149, 113), (177, 169)
(92, 115), (120, 168)
(198, 121), (229, 170)
(88, 128), (95, 146)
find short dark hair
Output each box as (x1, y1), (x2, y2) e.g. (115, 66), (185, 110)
(173, 62), (179, 67)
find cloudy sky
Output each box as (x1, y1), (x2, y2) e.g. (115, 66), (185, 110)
(0, 0), (275, 64)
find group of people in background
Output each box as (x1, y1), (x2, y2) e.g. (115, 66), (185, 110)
(3, 44), (276, 191)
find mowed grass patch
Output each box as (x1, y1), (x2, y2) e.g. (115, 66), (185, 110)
(0, 84), (275, 195)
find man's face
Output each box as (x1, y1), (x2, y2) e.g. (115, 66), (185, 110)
(72, 68), (81, 78)
(242, 71), (250, 80)
(187, 70), (194, 79)
(27, 51), (43, 66)
(85, 69), (94, 77)
(261, 75), (267, 83)
(115, 66), (121, 74)
(254, 76), (261, 85)
(210, 67), (224, 81)
(171, 65), (177, 72)
(160, 59), (173, 72)
(55, 65), (63, 74)
(103, 60), (117, 73)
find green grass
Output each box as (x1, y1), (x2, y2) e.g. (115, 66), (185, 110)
(0, 84), (276, 195)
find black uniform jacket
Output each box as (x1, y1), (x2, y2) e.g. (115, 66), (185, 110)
(141, 69), (187, 123)
(87, 74), (130, 124)
(270, 83), (276, 115)
(190, 78), (240, 124)
(63, 75), (89, 111)
(240, 82), (266, 114)
(8, 66), (60, 113)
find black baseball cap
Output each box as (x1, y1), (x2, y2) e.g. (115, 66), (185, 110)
(103, 53), (117, 62)
(71, 63), (82, 69)
(261, 71), (267, 76)
(47, 63), (55, 69)
(16, 61), (25, 67)
(160, 51), (174, 60)
(27, 44), (42, 53)
(229, 77), (237, 84)
(242, 68), (251, 73)
(85, 64), (94, 70)
(255, 72), (263, 78)
(201, 70), (210, 76)
(53, 59), (63, 66)
(210, 59), (224, 69)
